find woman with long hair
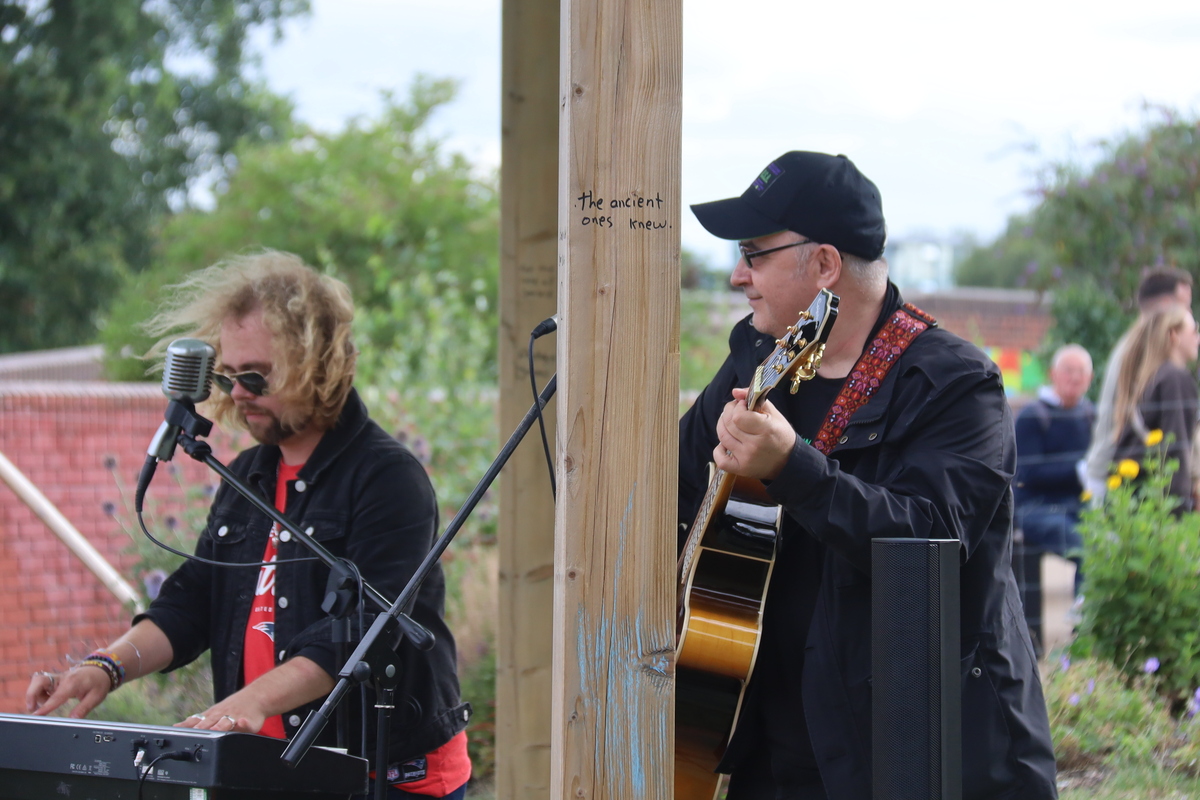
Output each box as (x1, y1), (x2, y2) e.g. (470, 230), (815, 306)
(1111, 304), (1200, 508)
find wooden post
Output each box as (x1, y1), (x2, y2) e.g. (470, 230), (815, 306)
(553, 0), (682, 796)
(497, 0), (560, 798)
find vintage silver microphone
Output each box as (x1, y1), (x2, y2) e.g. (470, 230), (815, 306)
(136, 339), (215, 511)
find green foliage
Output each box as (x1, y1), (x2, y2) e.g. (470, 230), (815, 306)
(1072, 445), (1200, 702)
(1043, 275), (1132, 395)
(1044, 654), (1174, 769)
(101, 76), (498, 386)
(458, 645), (496, 786)
(956, 107), (1200, 298)
(679, 289), (738, 400)
(0, 0), (304, 353)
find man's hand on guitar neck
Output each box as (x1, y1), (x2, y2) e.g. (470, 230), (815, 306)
(713, 387), (797, 481)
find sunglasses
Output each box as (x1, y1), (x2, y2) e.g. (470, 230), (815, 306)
(213, 370), (270, 396)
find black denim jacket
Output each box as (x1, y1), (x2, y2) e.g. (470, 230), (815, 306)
(136, 389), (470, 762)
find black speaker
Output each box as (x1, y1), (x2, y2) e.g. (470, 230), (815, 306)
(871, 538), (961, 800)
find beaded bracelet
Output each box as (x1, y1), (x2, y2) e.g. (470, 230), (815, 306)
(76, 649), (125, 691)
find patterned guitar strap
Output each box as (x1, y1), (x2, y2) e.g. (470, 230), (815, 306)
(812, 302), (938, 455)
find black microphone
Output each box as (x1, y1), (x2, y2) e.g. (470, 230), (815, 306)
(531, 314), (559, 339)
(136, 339), (215, 511)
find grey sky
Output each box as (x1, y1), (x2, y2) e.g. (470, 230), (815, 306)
(253, 0), (1200, 268)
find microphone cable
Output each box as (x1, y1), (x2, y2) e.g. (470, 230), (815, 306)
(528, 316), (558, 499)
(135, 507), (319, 569)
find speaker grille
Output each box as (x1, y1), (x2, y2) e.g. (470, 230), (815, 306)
(871, 538), (961, 800)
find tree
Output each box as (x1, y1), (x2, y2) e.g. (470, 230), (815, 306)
(956, 107), (1200, 301)
(102, 77), (498, 382)
(955, 107), (1200, 371)
(0, 0), (305, 353)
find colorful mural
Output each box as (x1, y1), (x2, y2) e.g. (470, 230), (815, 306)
(985, 347), (1046, 397)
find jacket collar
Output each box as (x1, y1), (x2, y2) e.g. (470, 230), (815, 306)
(243, 387), (370, 490)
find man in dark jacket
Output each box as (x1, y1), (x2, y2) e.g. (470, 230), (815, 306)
(680, 152), (1058, 799)
(27, 252), (471, 799)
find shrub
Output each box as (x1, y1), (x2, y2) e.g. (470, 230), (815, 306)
(1044, 654), (1173, 769)
(1073, 439), (1200, 703)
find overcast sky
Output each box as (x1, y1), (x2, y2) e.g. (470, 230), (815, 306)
(252, 0), (1200, 267)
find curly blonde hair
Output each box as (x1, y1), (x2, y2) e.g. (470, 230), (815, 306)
(144, 250), (358, 433)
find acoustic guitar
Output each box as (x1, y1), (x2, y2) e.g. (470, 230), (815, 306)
(675, 287), (838, 799)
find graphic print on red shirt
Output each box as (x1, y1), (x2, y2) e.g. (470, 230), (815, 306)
(242, 460), (303, 739)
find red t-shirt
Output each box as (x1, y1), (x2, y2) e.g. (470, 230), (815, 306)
(380, 730), (472, 796)
(242, 461), (303, 739)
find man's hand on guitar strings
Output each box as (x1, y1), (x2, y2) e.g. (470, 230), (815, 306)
(713, 387), (796, 481)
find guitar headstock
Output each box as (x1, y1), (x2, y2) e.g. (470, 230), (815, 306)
(746, 288), (839, 408)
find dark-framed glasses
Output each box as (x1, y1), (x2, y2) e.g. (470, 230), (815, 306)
(739, 238), (815, 267)
(213, 370), (270, 396)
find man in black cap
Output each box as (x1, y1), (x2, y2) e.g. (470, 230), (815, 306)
(679, 152), (1058, 799)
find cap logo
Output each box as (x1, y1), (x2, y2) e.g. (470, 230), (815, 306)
(751, 162), (785, 195)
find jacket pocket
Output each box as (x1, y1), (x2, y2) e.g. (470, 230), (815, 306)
(206, 512), (251, 548)
(302, 510), (350, 543)
(960, 643), (1018, 800)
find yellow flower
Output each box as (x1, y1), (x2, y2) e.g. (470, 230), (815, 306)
(1107, 474), (1123, 491)
(1146, 429), (1164, 447)
(1117, 459), (1140, 480)
(1080, 489), (1093, 502)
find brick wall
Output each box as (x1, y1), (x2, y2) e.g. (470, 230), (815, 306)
(906, 288), (1052, 351)
(0, 382), (239, 712)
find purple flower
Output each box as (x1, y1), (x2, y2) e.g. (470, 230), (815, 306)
(103, 455), (117, 470)
(1086, 679), (1095, 695)
(1069, 693), (1081, 706)
(1060, 655), (1071, 672)
(1144, 657), (1160, 673)
(143, 569), (168, 600)
(165, 515), (178, 530)
(101, 501), (116, 516)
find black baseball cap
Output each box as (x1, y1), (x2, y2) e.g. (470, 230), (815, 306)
(690, 151), (886, 261)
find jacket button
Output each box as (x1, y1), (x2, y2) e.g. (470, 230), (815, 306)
(217, 525), (229, 537)
(279, 530), (291, 543)
(278, 649), (286, 661)
(305, 526), (314, 536)
(463, 709), (470, 721)
(294, 480), (307, 492)
(288, 714), (302, 727)
(838, 435), (848, 444)
(278, 596), (289, 609)
(868, 432), (878, 441)
(971, 667), (982, 678)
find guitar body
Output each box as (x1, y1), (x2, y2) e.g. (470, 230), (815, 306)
(673, 288), (838, 800)
(675, 475), (780, 800)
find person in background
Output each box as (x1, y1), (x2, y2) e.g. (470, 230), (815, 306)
(1111, 304), (1200, 510)
(1014, 344), (1094, 595)
(1084, 268), (1193, 503)
(1014, 344), (1094, 646)
(26, 251), (471, 799)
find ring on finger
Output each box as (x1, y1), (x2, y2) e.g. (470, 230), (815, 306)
(220, 715), (236, 730)
(190, 714), (206, 721)
(35, 671), (57, 690)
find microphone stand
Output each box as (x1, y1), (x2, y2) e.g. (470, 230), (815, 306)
(281, 374), (558, 799)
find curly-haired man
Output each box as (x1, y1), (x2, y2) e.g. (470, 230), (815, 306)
(27, 251), (472, 799)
